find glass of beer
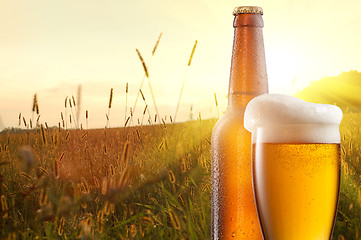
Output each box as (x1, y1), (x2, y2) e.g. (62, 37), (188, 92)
(244, 94), (343, 240)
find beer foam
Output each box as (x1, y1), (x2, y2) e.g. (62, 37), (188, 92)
(244, 94), (343, 143)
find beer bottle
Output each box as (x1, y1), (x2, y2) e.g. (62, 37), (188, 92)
(211, 6), (268, 239)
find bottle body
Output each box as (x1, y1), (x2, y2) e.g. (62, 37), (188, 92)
(211, 96), (262, 239)
(211, 7), (268, 240)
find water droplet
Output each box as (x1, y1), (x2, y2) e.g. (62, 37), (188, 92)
(231, 232), (236, 237)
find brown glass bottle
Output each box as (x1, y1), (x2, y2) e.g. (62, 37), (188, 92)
(211, 6), (268, 240)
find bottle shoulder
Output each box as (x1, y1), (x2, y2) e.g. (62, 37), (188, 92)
(214, 109), (245, 127)
(212, 110), (249, 140)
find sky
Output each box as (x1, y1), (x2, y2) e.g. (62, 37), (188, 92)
(1, 0), (361, 130)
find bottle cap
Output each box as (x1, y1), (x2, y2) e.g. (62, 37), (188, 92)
(233, 6), (263, 16)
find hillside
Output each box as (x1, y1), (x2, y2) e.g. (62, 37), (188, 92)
(295, 70), (361, 112)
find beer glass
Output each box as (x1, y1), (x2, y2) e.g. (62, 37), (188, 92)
(244, 94), (343, 240)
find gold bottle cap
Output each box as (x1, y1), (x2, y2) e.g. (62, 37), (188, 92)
(233, 6), (263, 16)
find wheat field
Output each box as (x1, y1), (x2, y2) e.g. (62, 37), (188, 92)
(0, 110), (360, 239)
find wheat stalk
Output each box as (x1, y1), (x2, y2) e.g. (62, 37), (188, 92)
(64, 96), (68, 130)
(152, 32), (162, 56)
(132, 33), (162, 124)
(135, 48), (161, 122)
(40, 124), (47, 145)
(174, 40), (198, 123)
(86, 110), (88, 129)
(72, 95), (79, 128)
(136, 49), (149, 78)
(32, 94), (39, 127)
(214, 92), (219, 118)
(68, 97), (77, 129)
(188, 40), (198, 66)
(106, 88), (113, 128)
(139, 89), (152, 124)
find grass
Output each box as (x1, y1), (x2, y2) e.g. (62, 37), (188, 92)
(0, 119), (214, 239)
(333, 112), (361, 240)
(1, 111), (361, 239)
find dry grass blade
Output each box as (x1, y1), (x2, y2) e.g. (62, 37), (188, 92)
(20, 172), (33, 180)
(139, 89), (145, 101)
(86, 110), (88, 129)
(174, 40), (198, 122)
(152, 32), (163, 56)
(54, 160), (59, 179)
(124, 117), (130, 127)
(32, 94), (38, 112)
(214, 92), (219, 117)
(108, 88), (113, 109)
(65, 132), (70, 141)
(214, 92), (218, 107)
(168, 208), (181, 230)
(188, 40), (198, 66)
(136, 129), (141, 142)
(136, 49), (149, 78)
(40, 124), (47, 145)
(131, 34), (161, 121)
(121, 141), (130, 165)
(72, 95), (76, 107)
(81, 131), (88, 140)
(106, 88), (113, 128)
(39, 167), (48, 175)
(118, 166), (129, 189)
(36, 103), (39, 115)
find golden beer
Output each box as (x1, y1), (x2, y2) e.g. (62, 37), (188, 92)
(253, 143), (340, 240)
(243, 94), (343, 240)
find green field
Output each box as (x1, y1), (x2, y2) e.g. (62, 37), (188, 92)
(0, 113), (360, 239)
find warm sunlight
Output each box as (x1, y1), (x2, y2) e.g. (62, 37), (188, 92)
(266, 43), (304, 95)
(1, 0), (361, 129)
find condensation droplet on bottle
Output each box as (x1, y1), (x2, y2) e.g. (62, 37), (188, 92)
(230, 217), (234, 222)
(231, 232), (236, 237)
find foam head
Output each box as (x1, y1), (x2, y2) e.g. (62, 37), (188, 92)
(244, 94), (343, 143)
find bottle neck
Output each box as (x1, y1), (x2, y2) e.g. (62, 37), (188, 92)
(228, 13), (268, 107)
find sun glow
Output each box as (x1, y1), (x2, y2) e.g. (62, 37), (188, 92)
(266, 44), (305, 95)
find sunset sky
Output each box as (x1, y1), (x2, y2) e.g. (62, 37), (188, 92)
(1, 0), (361, 130)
